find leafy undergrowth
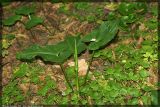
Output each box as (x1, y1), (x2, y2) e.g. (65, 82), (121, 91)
(2, 2), (159, 105)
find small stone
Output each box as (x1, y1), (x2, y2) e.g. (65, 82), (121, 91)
(68, 59), (88, 76)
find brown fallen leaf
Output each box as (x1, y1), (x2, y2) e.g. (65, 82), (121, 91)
(2, 78), (9, 86)
(112, 50), (116, 60)
(139, 23), (146, 31)
(30, 84), (38, 94)
(57, 81), (67, 92)
(19, 83), (30, 94)
(139, 99), (143, 105)
(87, 96), (92, 105)
(137, 37), (144, 49)
(122, 38), (134, 45)
(147, 67), (158, 85)
(39, 75), (45, 81)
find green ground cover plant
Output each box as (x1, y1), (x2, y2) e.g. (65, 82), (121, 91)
(1, 34), (15, 58)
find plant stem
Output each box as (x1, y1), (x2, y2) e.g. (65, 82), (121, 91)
(84, 50), (95, 84)
(74, 39), (80, 99)
(42, 23), (53, 36)
(19, 21), (38, 43)
(60, 64), (74, 92)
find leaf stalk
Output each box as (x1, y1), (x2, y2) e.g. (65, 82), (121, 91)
(60, 64), (74, 92)
(84, 50), (95, 84)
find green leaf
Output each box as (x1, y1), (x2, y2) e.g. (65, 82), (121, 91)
(151, 90), (159, 105)
(25, 16), (44, 29)
(107, 12), (116, 20)
(16, 43), (70, 63)
(82, 20), (119, 50)
(31, 76), (39, 84)
(2, 39), (11, 49)
(91, 92), (100, 99)
(135, 3), (147, 14)
(1, 0), (11, 6)
(65, 35), (86, 54)
(13, 64), (29, 79)
(37, 85), (49, 96)
(129, 88), (141, 97)
(128, 98), (139, 105)
(37, 76), (56, 96)
(142, 85), (154, 92)
(15, 6), (35, 15)
(139, 70), (149, 78)
(141, 96), (150, 105)
(90, 81), (99, 91)
(2, 34), (15, 40)
(42, 94), (56, 105)
(50, 0), (59, 3)
(3, 15), (21, 26)
(120, 88), (128, 95)
(16, 35), (86, 63)
(121, 14), (137, 24)
(2, 80), (25, 105)
(150, 6), (158, 16)
(109, 90), (119, 98)
(74, 2), (89, 10)
(118, 3), (136, 16)
(45, 76), (56, 89)
(66, 67), (75, 78)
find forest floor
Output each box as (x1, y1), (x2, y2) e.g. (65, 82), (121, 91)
(2, 2), (159, 105)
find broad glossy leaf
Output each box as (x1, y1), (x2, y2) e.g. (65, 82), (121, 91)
(3, 15), (21, 26)
(16, 43), (70, 63)
(82, 20), (119, 50)
(16, 36), (86, 63)
(15, 6), (35, 15)
(25, 16), (44, 29)
(65, 35), (86, 54)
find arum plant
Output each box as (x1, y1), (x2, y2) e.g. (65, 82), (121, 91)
(15, 5), (52, 34)
(3, 5), (52, 35)
(3, 6), (36, 26)
(82, 20), (119, 84)
(15, 6), (41, 28)
(16, 20), (119, 98)
(16, 35), (86, 92)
